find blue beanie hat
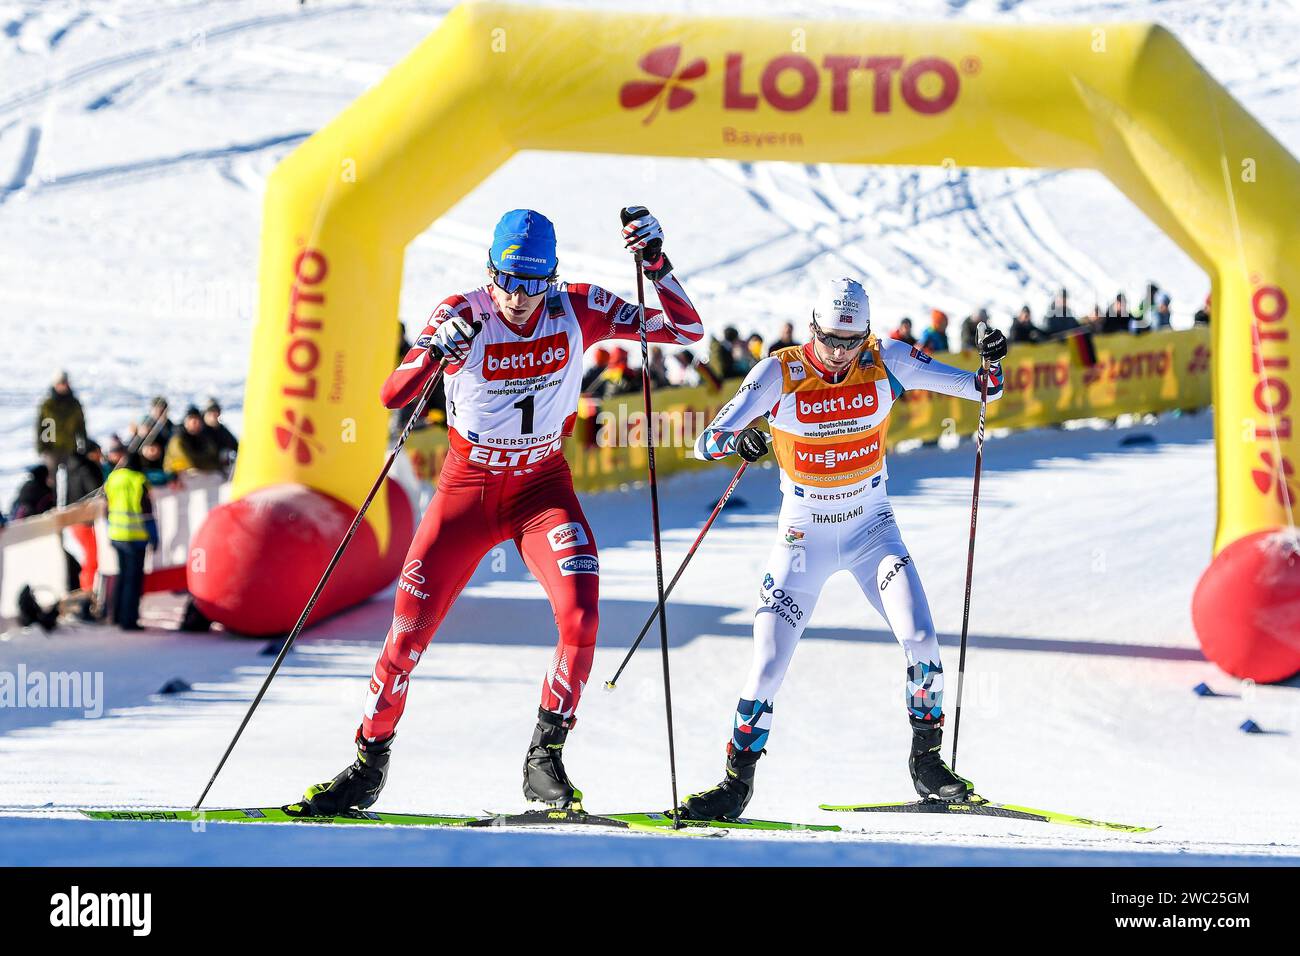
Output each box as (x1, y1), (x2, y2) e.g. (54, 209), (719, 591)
(489, 209), (558, 276)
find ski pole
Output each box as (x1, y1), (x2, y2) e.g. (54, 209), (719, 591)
(622, 206), (681, 827)
(193, 353), (450, 811)
(949, 357), (990, 776)
(604, 460), (748, 691)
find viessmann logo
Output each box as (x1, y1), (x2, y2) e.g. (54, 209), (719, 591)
(619, 44), (966, 126)
(483, 332), (570, 381)
(794, 436), (881, 472)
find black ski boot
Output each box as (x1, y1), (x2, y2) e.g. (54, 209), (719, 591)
(522, 709), (582, 808)
(298, 729), (394, 816)
(908, 716), (971, 802)
(679, 746), (763, 821)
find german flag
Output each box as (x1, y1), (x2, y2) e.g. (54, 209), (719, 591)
(1068, 328), (1099, 368)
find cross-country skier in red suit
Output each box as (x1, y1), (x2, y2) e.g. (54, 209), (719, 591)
(302, 207), (703, 813)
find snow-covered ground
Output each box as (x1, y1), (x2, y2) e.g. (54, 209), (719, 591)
(2, 0), (1299, 865)
(3, 0), (1300, 504)
(3, 413), (1299, 864)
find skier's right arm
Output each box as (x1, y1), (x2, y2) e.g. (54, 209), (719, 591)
(380, 295), (474, 409)
(693, 358), (783, 461)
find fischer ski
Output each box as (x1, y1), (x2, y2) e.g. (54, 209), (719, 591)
(80, 807), (479, 827)
(78, 806), (716, 835)
(78, 805), (836, 834)
(818, 796), (1156, 833)
(607, 811), (841, 833)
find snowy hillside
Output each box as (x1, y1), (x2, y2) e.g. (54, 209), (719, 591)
(3, 0), (1300, 503)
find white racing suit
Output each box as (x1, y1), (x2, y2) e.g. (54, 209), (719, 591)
(695, 337), (1003, 754)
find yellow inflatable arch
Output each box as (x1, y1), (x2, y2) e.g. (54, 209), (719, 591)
(190, 2), (1300, 677)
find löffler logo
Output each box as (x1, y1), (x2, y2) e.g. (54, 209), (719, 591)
(620, 44), (963, 125)
(399, 559), (430, 600)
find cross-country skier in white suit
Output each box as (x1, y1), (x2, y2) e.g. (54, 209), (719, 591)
(678, 277), (1008, 821)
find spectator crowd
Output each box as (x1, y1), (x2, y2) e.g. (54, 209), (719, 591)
(10, 377), (241, 525)
(577, 280), (1210, 394)
(5, 372), (241, 632)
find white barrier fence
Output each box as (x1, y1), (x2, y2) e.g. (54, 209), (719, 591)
(0, 473), (229, 622)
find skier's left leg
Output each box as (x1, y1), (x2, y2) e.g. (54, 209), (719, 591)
(846, 505), (971, 801)
(511, 463), (600, 807)
(680, 500), (836, 820)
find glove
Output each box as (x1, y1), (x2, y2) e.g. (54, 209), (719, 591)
(429, 316), (481, 363)
(620, 206), (673, 280)
(978, 327), (1008, 363)
(736, 427), (770, 463)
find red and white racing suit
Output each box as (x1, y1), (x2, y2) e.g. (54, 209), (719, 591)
(361, 275), (702, 741)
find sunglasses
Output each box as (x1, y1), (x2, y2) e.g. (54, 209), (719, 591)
(811, 323), (869, 351)
(489, 267), (554, 297)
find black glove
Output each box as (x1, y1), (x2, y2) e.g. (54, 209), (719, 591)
(736, 427), (770, 463)
(978, 327), (1008, 363)
(620, 206), (672, 281)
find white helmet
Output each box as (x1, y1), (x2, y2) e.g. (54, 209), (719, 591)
(811, 277), (871, 336)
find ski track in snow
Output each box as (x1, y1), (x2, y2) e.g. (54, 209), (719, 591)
(2, 414), (1299, 864)
(0, 1), (1297, 863)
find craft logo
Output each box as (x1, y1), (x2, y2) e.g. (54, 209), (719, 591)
(879, 554), (912, 591)
(795, 382), (877, 423)
(399, 559), (430, 600)
(548, 522), (590, 551)
(620, 44), (964, 125)
(274, 408), (323, 464)
(794, 435), (881, 472)
(557, 555), (599, 576)
(483, 332), (569, 380)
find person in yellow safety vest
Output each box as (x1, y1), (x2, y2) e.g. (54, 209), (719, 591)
(103, 451), (159, 632)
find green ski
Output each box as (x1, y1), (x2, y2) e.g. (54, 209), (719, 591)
(818, 796), (1156, 833)
(80, 807), (478, 827)
(607, 811), (840, 833)
(78, 806), (834, 834)
(78, 806), (714, 835)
